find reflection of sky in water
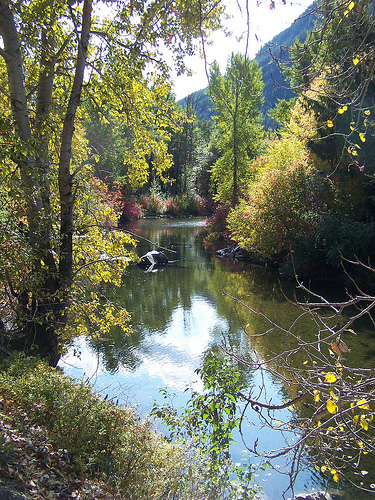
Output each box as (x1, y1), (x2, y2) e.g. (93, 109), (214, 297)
(62, 296), (225, 406)
(60, 218), (324, 499)
(61, 296), (316, 499)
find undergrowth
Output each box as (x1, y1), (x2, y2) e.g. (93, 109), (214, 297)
(0, 353), (232, 499)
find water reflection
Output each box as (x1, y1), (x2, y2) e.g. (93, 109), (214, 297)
(61, 217), (374, 499)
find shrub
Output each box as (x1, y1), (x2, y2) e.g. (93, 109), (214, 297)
(139, 193), (166, 215)
(205, 204), (231, 242)
(0, 354), (235, 499)
(120, 198), (144, 221)
(165, 197), (180, 216)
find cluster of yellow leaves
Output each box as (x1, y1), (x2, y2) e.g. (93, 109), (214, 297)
(65, 294), (132, 340)
(318, 463), (340, 483)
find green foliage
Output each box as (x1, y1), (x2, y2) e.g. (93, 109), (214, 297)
(151, 354), (259, 499)
(0, 353), (232, 499)
(209, 53), (264, 204)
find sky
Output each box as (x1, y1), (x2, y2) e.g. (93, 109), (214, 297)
(172, 0), (313, 100)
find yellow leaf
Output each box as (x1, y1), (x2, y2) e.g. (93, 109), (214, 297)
(357, 398), (370, 409)
(360, 416), (369, 431)
(320, 465), (327, 473)
(365, 110), (371, 115)
(303, 360), (308, 365)
(338, 106), (347, 114)
(327, 120), (334, 128)
(333, 473), (340, 483)
(353, 57), (360, 65)
(324, 372), (337, 383)
(327, 400), (338, 414)
(351, 149), (358, 156)
(329, 389), (338, 400)
(348, 1), (355, 9)
(359, 132), (366, 142)
(314, 391), (320, 402)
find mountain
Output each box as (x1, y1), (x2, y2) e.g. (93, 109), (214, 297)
(178, 2), (317, 128)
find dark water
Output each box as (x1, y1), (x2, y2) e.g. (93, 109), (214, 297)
(61, 217), (375, 499)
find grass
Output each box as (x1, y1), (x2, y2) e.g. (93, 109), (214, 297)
(0, 353), (223, 499)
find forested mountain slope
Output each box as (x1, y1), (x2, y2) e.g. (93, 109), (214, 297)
(179, 2), (316, 127)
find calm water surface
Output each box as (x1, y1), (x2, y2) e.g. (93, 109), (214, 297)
(61, 217), (375, 499)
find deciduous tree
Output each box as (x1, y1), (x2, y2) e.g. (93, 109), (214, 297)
(209, 53), (264, 204)
(0, 0), (224, 366)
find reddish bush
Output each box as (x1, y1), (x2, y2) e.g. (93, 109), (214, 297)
(165, 198), (179, 216)
(204, 204), (231, 242)
(120, 199), (144, 221)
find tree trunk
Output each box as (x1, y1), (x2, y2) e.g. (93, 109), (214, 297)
(58, 0), (93, 333)
(0, 0), (92, 367)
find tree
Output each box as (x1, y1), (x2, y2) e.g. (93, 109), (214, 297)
(209, 53), (264, 204)
(218, 261), (375, 497)
(283, 0), (375, 171)
(0, 0), (224, 366)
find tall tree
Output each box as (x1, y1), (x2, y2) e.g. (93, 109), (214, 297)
(209, 53), (264, 204)
(0, 0), (224, 366)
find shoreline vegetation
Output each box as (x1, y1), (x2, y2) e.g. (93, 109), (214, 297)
(0, 354), (240, 500)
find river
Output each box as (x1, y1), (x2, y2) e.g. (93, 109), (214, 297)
(61, 217), (375, 499)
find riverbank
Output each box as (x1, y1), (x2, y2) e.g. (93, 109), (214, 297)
(0, 354), (222, 500)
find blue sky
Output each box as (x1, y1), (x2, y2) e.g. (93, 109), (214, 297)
(172, 0), (313, 99)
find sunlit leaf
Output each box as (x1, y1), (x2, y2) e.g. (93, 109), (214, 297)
(357, 399), (370, 409)
(348, 1), (355, 9)
(320, 465), (327, 473)
(359, 132), (366, 142)
(365, 110), (371, 116)
(324, 372), (337, 383)
(360, 416), (369, 431)
(353, 57), (360, 65)
(333, 473), (340, 483)
(327, 400), (338, 414)
(327, 120), (334, 128)
(314, 391), (320, 402)
(338, 106), (347, 114)
(303, 360), (308, 365)
(329, 389), (337, 400)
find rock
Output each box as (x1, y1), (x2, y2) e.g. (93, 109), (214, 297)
(139, 250), (168, 266)
(216, 245), (250, 261)
(290, 492), (333, 500)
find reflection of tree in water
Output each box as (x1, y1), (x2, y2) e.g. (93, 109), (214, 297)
(87, 324), (146, 374)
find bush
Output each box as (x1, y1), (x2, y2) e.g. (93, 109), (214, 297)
(120, 198), (144, 221)
(165, 197), (180, 216)
(0, 354), (235, 499)
(205, 204), (231, 242)
(228, 162), (325, 257)
(139, 193), (166, 216)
